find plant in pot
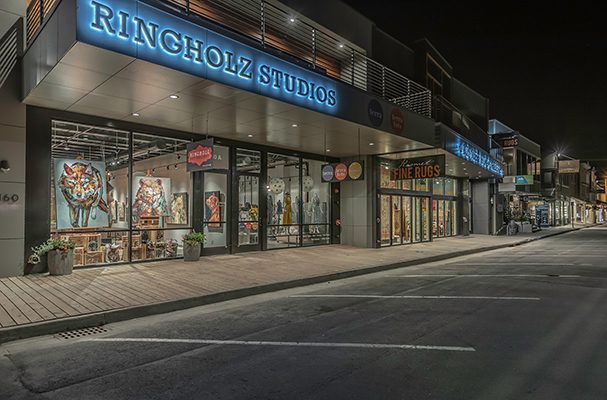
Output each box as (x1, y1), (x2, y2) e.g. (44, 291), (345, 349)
(182, 231), (205, 262)
(31, 238), (76, 275)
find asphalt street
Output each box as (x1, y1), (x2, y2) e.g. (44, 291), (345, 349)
(2, 226), (607, 400)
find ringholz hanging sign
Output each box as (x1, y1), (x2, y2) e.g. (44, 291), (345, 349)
(186, 139), (214, 172)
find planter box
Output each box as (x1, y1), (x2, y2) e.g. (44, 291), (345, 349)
(47, 249), (74, 276)
(183, 242), (201, 262)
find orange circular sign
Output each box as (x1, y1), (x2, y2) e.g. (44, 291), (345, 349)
(334, 163), (348, 181)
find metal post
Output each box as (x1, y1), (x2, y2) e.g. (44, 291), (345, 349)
(40, 0), (45, 27)
(350, 50), (355, 86)
(381, 66), (385, 99)
(260, 0), (265, 46)
(185, 0), (190, 14)
(311, 28), (316, 67)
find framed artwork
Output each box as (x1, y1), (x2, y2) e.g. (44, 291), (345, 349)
(167, 192), (188, 225)
(118, 201), (126, 221)
(54, 158), (109, 229)
(205, 191), (223, 232)
(131, 176), (171, 220)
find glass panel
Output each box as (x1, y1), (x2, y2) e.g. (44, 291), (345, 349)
(237, 148), (261, 173)
(432, 199), (438, 238)
(302, 158), (330, 247)
(432, 177), (444, 195)
(402, 179), (412, 190)
(421, 197), (430, 241)
(444, 177), (456, 196)
(267, 153), (301, 249)
(380, 195), (391, 246)
(131, 230), (183, 261)
(238, 175), (259, 246)
(379, 161), (398, 189)
(415, 178), (429, 192)
(130, 132), (192, 261)
(412, 197), (421, 243)
(446, 201), (453, 236)
(203, 172), (228, 248)
(391, 196), (402, 244)
(302, 225), (329, 246)
(403, 196), (411, 243)
(51, 121), (132, 267)
(438, 200), (445, 237)
(211, 145), (230, 170)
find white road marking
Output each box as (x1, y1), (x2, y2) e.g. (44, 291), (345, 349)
(87, 337), (475, 352)
(392, 274), (581, 278)
(290, 294), (540, 301)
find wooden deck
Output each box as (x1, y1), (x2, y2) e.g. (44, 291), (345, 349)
(0, 232), (566, 329)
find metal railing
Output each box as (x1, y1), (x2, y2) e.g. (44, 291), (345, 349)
(433, 96), (489, 151)
(0, 19), (22, 90)
(26, 0), (432, 118)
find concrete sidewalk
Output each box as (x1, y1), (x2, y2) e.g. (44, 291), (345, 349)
(0, 226), (583, 344)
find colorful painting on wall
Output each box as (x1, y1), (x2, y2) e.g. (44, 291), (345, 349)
(167, 192), (188, 225)
(205, 191), (222, 232)
(54, 159), (109, 229)
(132, 176), (171, 220)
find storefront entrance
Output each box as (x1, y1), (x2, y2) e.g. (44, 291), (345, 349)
(380, 195), (431, 246)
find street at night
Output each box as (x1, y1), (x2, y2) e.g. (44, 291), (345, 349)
(2, 226), (606, 400)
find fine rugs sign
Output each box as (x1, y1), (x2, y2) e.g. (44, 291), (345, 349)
(390, 155), (445, 180)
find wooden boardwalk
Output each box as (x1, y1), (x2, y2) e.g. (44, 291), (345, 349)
(0, 232), (567, 329)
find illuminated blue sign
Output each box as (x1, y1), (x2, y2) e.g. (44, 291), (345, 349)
(76, 0), (338, 113)
(447, 136), (504, 176)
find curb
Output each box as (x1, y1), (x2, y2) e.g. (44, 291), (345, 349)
(0, 226), (585, 345)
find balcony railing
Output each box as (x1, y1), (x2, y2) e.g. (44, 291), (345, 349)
(26, 0), (432, 118)
(433, 96), (489, 151)
(0, 19), (21, 89)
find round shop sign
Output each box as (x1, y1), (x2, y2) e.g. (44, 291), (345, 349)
(390, 107), (404, 133)
(368, 99), (384, 127)
(322, 164), (334, 182)
(334, 163), (348, 181)
(348, 161), (363, 180)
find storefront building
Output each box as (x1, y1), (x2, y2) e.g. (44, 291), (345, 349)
(0, 0), (504, 276)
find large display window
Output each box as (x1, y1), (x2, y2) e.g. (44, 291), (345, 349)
(50, 121), (192, 267)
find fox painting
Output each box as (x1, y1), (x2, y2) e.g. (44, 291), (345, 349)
(58, 162), (109, 228)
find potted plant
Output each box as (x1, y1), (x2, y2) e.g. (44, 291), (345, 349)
(182, 231), (205, 262)
(31, 238), (76, 275)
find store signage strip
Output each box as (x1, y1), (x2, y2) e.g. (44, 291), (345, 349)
(78, 0), (338, 114)
(322, 161), (364, 183)
(447, 137), (503, 176)
(390, 155), (445, 180)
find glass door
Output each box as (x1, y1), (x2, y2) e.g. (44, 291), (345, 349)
(403, 196), (412, 243)
(391, 196), (402, 245)
(413, 197), (421, 243)
(234, 149), (261, 252)
(421, 197), (430, 242)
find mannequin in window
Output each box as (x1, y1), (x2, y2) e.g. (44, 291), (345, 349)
(282, 193), (293, 232)
(311, 193), (322, 233)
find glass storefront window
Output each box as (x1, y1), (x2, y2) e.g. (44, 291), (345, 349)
(50, 122), (192, 267)
(380, 195), (391, 246)
(415, 179), (429, 192)
(391, 196), (402, 244)
(432, 178), (444, 195)
(403, 196), (412, 243)
(51, 122), (131, 267)
(380, 162), (398, 189)
(131, 132), (192, 261)
(302, 158), (330, 246)
(421, 197), (430, 241)
(203, 171), (228, 248)
(444, 178), (457, 196)
(267, 153), (300, 248)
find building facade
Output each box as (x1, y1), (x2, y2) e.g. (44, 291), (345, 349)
(1, 0), (506, 277)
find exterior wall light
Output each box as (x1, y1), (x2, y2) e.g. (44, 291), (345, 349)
(0, 160), (9, 173)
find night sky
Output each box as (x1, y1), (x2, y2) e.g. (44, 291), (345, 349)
(342, 0), (607, 175)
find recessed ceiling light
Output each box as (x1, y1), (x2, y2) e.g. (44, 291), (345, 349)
(326, 149), (331, 152)
(247, 134), (253, 138)
(169, 94), (179, 99)
(369, 142), (375, 146)
(132, 112), (140, 117)
(338, 43), (344, 48)
(289, 17), (295, 23)
(291, 123), (298, 127)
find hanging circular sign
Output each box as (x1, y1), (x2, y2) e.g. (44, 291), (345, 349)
(334, 163), (348, 181)
(348, 161), (363, 180)
(322, 164), (334, 182)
